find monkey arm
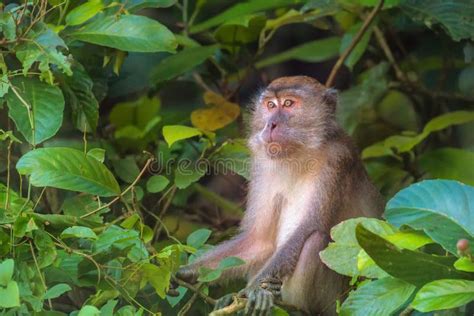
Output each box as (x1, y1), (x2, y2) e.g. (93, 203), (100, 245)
(249, 227), (327, 286)
(177, 232), (273, 284)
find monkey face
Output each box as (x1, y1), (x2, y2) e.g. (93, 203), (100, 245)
(249, 76), (338, 159)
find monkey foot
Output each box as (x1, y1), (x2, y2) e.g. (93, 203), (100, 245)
(259, 276), (282, 299)
(213, 293), (235, 311)
(239, 287), (274, 316)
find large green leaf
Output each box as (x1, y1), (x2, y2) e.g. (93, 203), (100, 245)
(256, 37), (340, 68)
(340, 278), (415, 316)
(401, 0), (474, 41)
(385, 180), (474, 254)
(0, 281), (20, 308)
(70, 14), (177, 52)
(411, 279), (474, 312)
(190, 0), (304, 33)
(0, 259), (14, 287)
(418, 148), (474, 186)
(356, 224), (473, 286)
(16, 147), (120, 197)
(151, 45), (218, 83)
(6, 77), (65, 145)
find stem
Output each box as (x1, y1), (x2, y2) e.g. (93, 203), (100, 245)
(173, 277), (216, 306)
(5, 140), (12, 210)
(29, 240), (52, 309)
(80, 158), (153, 218)
(325, 0), (385, 87)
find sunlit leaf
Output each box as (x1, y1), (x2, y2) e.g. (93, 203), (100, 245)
(16, 147), (120, 197)
(66, 0), (104, 26)
(70, 14), (177, 52)
(412, 279), (474, 312)
(163, 125), (202, 147)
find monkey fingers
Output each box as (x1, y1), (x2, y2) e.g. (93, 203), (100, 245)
(213, 293), (235, 311)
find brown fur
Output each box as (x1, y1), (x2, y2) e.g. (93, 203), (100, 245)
(178, 76), (384, 315)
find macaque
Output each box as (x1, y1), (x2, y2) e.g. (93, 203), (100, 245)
(176, 76), (383, 315)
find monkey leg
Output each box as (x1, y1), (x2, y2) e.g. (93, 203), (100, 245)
(281, 232), (347, 316)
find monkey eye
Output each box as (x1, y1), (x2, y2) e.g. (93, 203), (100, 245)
(267, 101), (276, 109)
(283, 99), (294, 107)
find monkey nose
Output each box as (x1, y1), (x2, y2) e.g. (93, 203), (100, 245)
(270, 122), (277, 130)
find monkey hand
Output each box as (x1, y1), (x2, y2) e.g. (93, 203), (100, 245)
(175, 265), (199, 284)
(238, 285), (274, 316)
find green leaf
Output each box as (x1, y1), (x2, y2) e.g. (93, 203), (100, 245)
(356, 224), (472, 286)
(34, 229), (57, 268)
(146, 175), (170, 193)
(58, 62), (99, 133)
(0, 281), (20, 308)
(174, 165), (206, 189)
(320, 218), (395, 278)
(142, 263), (171, 298)
(190, 0), (304, 33)
(187, 228), (212, 248)
(0, 12), (16, 41)
(16, 147), (120, 197)
(15, 24), (71, 77)
(6, 77), (65, 145)
(454, 257), (474, 272)
(87, 148), (105, 163)
(70, 14), (177, 52)
(163, 125), (202, 147)
(151, 45), (218, 83)
(340, 278), (415, 316)
(256, 37), (340, 68)
(363, 111), (474, 158)
(198, 266), (222, 282)
(412, 279), (474, 312)
(77, 305), (101, 316)
(419, 148), (474, 186)
(124, 0), (177, 12)
(401, 0), (474, 41)
(215, 15), (266, 45)
(66, 0), (105, 26)
(44, 283), (72, 299)
(0, 259), (14, 287)
(385, 180), (474, 254)
(61, 226), (98, 240)
(218, 256), (245, 269)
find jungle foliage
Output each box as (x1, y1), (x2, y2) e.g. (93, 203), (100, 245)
(0, 0), (473, 315)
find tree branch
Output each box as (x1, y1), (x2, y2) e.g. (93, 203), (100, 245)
(325, 0), (385, 87)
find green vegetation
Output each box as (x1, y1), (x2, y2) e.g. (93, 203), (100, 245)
(0, 0), (473, 315)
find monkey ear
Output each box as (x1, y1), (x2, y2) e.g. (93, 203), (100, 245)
(322, 88), (338, 112)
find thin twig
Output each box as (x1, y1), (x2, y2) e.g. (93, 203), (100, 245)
(325, 0), (385, 87)
(80, 158), (153, 218)
(173, 277), (217, 306)
(177, 283), (204, 316)
(29, 240), (52, 309)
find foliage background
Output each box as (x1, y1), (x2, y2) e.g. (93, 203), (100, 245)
(0, 0), (474, 315)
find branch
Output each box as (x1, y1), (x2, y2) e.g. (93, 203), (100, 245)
(80, 158), (153, 218)
(325, 0), (385, 87)
(172, 277), (217, 306)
